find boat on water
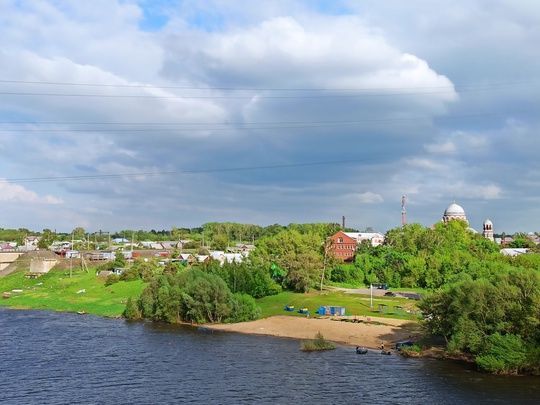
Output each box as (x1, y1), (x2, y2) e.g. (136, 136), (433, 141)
(356, 347), (368, 354)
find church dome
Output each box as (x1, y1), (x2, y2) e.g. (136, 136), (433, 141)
(444, 203), (465, 216)
(483, 219), (493, 226)
(443, 201), (468, 225)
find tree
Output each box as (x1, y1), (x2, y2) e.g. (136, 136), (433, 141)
(211, 234), (229, 251)
(285, 251), (322, 293)
(72, 227), (86, 240)
(38, 228), (55, 250)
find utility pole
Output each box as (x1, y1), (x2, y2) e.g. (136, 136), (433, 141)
(70, 232), (73, 278)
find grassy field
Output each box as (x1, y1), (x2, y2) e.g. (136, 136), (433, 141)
(0, 268), (145, 317)
(1, 267), (422, 323)
(256, 289), (422, 321)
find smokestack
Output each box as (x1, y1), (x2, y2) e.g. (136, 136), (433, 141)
(342, 216), (346, 229)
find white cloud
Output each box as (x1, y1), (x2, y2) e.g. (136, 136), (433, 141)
(350, 192), (384, 204)
(0, 1), (538, 234)
(0, 180), (63, 204)
(405, 158), (446, 171)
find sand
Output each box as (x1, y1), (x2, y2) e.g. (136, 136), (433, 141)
(205, 315), (419, 349)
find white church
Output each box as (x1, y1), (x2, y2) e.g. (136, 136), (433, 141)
(442, 200), (494, 241)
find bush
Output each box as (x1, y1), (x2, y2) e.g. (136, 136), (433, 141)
(301, 332), (335, 351)
(105, 274), (120, 286)
(120, 267), (139, 282)
(226, 293), (261, 323)
(123, 297), (141, 319)
(476, 333), (527, 374)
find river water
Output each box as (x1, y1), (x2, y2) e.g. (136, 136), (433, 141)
(1, 307), (538, 405)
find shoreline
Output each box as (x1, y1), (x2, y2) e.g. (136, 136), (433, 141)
(204, 314), (420, 350)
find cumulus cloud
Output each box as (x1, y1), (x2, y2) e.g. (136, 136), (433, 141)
(0, 1), (538, 233)
(0, 180), (63, 204)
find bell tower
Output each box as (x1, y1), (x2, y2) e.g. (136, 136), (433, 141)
(482, 219), (494, 241)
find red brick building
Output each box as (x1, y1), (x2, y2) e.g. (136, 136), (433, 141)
(329, 230), (385, 261)
(329, 231), (358, 261)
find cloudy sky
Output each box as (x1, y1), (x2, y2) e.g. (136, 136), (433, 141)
(1, 0), (539, 235)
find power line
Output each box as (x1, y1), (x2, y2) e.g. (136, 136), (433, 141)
(0, 90), (463, 99)
(0, 78), (537, 92)
(0, 147), (488, 185)
(0, 109), (536, 132)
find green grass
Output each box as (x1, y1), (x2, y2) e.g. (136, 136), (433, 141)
(0, 268), (145, 317)
(1, 268), (423, 323)
(256, 289), (422, 321)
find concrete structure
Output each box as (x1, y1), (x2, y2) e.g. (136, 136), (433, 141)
(30, 258), (58, 273)
(0, 252), (25, 272)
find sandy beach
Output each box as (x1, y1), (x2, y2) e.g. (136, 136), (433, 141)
(205, 315), (419, 349)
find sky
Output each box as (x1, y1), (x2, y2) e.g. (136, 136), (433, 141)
(1, 0), (540, 235)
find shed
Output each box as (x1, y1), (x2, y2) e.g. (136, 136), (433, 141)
(318, 306), (346, 316)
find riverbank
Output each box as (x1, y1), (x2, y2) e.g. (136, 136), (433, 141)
(205, 314), (420, 349)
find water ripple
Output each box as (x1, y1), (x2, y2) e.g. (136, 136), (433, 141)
(1, 307), (539, 405)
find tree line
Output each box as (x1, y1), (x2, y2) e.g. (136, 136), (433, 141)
(119, 219), (540, 374)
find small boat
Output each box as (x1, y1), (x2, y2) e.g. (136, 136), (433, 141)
(356, 347), (368, 354)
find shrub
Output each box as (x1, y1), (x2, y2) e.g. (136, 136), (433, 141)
(301, 332), (335, 351)
(123, 297), (141, 319)
(105, 274), (120, 286)
(476, 333), (527, 374)
(120, 267), (139, 282)
(226, 293), (261, 323)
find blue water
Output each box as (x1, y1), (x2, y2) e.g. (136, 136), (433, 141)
(1, 307), (538, 404)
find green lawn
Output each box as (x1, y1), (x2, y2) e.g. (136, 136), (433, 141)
(0, 269), (145, 317)
(1, 269), (422, 323)
(256, 289), (422, 321)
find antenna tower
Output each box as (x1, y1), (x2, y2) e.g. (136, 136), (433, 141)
(401, 196), (407, 226)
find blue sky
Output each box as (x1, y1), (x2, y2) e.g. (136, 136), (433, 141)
(1, 0), (540, 235)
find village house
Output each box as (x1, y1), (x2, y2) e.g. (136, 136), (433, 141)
(22, 236), (42, 251)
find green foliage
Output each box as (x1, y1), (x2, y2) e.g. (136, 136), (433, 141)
(476, 333), (527, 374)
(119, 267), (140, 282)
(329, 263), (364, 285)
(136, 269), (261, 324)
(123, 296), (141, 319)
(420, 267), (540, 374)
(226, 293), (261, 323)
(105, 274), (120, 286)
(301, 332), (335, 351)
(131, 259), (154, 280)
(253, 230), (324, 292)
(199, 259), (280, 298)
(211, 234), (229, 250)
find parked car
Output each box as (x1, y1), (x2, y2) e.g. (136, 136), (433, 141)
(384, 291), (396, 297)
(395, 341), (414, 351)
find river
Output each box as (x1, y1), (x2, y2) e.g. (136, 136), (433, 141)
(1, 307), (538, 404)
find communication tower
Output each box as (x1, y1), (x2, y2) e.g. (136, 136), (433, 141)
(401, 196), (407, 226)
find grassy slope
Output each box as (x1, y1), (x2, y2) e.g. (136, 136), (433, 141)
(0, 269), (145, 317)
